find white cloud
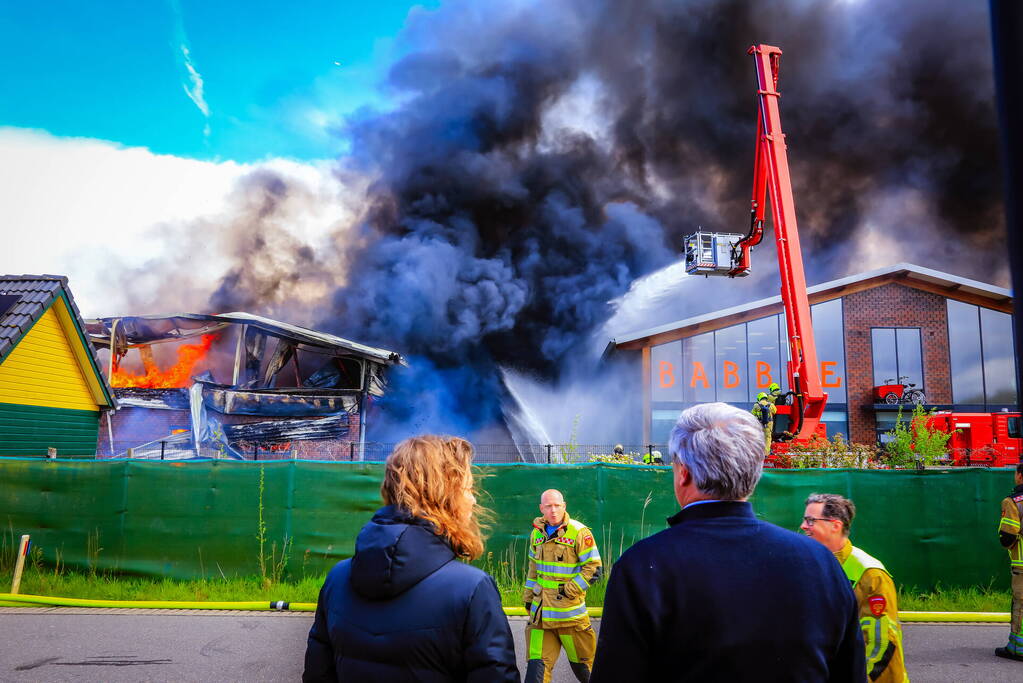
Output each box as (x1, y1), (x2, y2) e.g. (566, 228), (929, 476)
(0, 127), (351, 316)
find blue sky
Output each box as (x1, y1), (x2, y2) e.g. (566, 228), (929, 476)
(0, 0), (439, 161)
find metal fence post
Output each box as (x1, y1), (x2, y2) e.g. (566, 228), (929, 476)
(160, 441), (166, 460)
(546, 444), (552, 463)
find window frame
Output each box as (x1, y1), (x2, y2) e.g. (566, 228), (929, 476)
(870, 326), (925, 394)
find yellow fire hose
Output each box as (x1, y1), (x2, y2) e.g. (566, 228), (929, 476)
(0, 594), (1008, 622)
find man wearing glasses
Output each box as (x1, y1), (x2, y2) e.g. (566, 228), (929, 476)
(801, 493), (908, 683)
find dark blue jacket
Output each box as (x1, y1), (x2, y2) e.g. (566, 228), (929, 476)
(303, 506), (519, 682)
(590, 501), (865, 682)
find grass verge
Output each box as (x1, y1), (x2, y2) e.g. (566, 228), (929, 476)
(1, 566), (1011, 613)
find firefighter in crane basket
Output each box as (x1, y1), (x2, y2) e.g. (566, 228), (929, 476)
(751, 391), (777, 455)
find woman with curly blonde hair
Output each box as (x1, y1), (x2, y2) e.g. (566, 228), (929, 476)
(304, 435), (518, 682)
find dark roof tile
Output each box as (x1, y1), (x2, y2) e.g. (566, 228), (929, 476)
(0, 275), (117, 408)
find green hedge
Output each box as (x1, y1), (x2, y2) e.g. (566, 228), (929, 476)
(0, 458), (1015, 589)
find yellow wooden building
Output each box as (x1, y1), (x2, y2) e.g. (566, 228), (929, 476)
(0, 275), (116, 457)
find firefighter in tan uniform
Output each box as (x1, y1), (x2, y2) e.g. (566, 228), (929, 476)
(801, 493), (908, 682)
(523, 489), (602, 683)
(996, 463), (1023, 662)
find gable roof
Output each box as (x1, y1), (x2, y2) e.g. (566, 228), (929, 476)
(609, 262), (1014, 352)
(0, 275), (117, 407)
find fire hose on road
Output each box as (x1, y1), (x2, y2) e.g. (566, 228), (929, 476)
(0, 593), (1009, 622)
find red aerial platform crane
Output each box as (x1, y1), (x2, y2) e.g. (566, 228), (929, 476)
(683, 44), (827, 444)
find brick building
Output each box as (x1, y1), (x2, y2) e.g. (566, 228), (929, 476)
(606, 263), (1017, 446)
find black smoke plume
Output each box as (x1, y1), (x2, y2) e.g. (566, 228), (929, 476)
(144, 0), (1004, 441)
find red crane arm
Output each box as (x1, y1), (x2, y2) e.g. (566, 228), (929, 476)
(744, 44), (827, 440)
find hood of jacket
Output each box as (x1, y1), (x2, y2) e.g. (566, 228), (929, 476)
(349, 505), (457, 600)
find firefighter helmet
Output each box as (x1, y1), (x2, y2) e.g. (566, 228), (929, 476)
(768, 382), (781, 395)
(756, 392), (768, 402)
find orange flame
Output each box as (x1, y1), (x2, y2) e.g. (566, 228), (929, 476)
(111, 335), (217, 388)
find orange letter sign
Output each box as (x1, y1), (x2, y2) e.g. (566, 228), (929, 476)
(722, 361), (740, 388)
(756, 361), (773, 388)
(659, 361), (676, 388)
(690, 362), (710, 388)
(821, 361), (842, 388)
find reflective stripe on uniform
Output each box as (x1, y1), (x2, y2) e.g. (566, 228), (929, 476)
(577, 548), (600, 564)
(559, 633), (580, 663)
(842, 546), (888, 587)
(528, 626), (544, 659)
(537, 577), (560, 589)
(524, 579), (538, 590)
(1001, 517), (1021, 530)
(572, 574), (589, 591)
(861, 616), (883, 663)
(535, 559), (579, 570)
(541, 604), (589, 620)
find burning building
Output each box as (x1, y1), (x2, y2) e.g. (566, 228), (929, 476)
(85, 313), (404, 460)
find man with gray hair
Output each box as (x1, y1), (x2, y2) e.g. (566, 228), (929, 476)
(591, 403), (865, 682)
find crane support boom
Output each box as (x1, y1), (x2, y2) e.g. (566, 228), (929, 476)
(747, 44), (826, 440)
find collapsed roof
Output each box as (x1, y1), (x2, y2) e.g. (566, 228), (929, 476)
(85, 312), (404, 366)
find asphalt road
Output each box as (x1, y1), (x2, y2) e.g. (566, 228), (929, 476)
(0, 609), (1021, 682)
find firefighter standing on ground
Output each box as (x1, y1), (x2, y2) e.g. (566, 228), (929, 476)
(523, 489), (602, 683)
(996, 463), (1023, 662)
(751, 391), (777, 455)
(801, 493), (908, 682)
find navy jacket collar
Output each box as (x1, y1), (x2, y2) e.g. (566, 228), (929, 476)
(667, 500), (755, 526)
(350, 505), (456, 600)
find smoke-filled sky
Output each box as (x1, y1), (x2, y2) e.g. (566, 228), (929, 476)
(0, 0), (1008, 442)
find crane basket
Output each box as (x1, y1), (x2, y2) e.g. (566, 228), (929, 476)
(683, 231), (751, 277)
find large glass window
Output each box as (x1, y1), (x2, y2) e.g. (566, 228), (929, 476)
(946, 301), (1017, 407)
(682, 332), (716, 403)
(746, 315), (784, 401)
(871, 328), (923, 390)
(811, 299), (847, 402)
(651, 409), (679, 445)
(715, 324), (748, 403)
(980, 308), (1018, 405)
(650, 341), (683, 403)
(820, 409), (848, 441)
(947, 300), (985, 405)
(871, 329), (898, 386)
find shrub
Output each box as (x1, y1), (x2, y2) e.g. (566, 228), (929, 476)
(776, 433), (881, 469)
(881, 405), (953, 468)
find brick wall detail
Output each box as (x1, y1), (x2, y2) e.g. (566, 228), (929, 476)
(842, 283), (951, 444)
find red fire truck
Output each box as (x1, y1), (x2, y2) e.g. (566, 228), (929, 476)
(926, 411), (1022, 466)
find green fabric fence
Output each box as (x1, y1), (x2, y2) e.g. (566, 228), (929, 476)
(0, 458), (1016, 590)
